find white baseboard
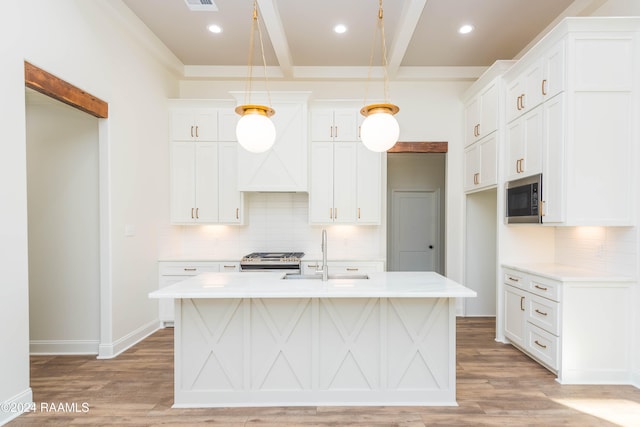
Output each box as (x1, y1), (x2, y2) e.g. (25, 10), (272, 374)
(0, 388), (33, 426)
(631, 369), (640, 389)
(30, 339), (99, 355)
(97, 320), (160, 359)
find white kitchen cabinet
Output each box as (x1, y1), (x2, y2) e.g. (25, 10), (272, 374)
(505, 39), (565, 123)
(237, 101), (308, 191)
(170, 141), (243, 224)
(464, 79), (499, 146)
(502, 265), (633, 383)
(158, 261), (240, 325)
(309, 141), (382, 224)
(170, 141), (219, 223)
(311, 108), (359, 142)
(504, 104), (543, 181)
(463, 133), (497, 193)
(171, 108), (218, 141)
(503, 283), (527, 348)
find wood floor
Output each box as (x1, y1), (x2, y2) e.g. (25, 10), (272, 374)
(11, 318), (640, 426)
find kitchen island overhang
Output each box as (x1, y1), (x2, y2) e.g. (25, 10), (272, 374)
(149, 271), (476, 408)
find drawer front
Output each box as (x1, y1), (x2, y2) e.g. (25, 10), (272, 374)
(527, 275), (560, 302)
(219, 262), (240, 272)
(504, 269), (527, 290)
(302, 261), (321, 273)
(527, 294), (559, 335)
(328, 261), (384, 274)
(160, 265), (219, 275)
(526, 323), (559, 370)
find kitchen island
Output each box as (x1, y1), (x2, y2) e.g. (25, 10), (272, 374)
(149, 271), (476, 407)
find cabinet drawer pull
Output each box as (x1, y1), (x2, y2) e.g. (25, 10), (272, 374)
(236, 208), (239, 219)
(190, 125), (194, 138)
(330, 126), (333, 138)
(335, 126), (338, 138)
(191, 208), (195, 219)
(520, 296), (525, 311)
(307, 264), (319, 269)
(534, 284), (548, 291)
(184, 268), (197, 271)
(520, 93), (525, 109)
(195, 207), (199, 219)
(195, 126), (199, 138)
(534, 340), (547, 349)
(535, 309), (548, 316)
(508, 276), (520, 282)
(223, 265), (236, 269)
(516, 96), (521, 111)
(358, 208), (361, 219)
(334, 208), (337, 219)
(346, 267), (359, 272)
(541, 79), (548, 96)
(329, 208), (333, 219)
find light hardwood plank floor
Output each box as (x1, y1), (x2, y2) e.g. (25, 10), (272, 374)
(10, 318), (640, 426)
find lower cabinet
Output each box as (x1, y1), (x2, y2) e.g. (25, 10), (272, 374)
(301, 260), (385, 275)
(502, 266), (633, 383)
(158, 261), (239, 326)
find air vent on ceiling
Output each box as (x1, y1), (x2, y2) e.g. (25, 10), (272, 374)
(184, 0), (218, 12)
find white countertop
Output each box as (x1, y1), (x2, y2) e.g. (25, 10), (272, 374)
(149, 271), (477, 299)
(502, 263), (635, 282)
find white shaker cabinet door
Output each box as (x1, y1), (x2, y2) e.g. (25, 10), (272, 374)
(504, 284), (527, 348)
(332, 142), (357, 223)
(309, 142), (335, 223)
(218, 142), (242, 223)
(355, 144), (382, 224)
(170, 142), (197, 223)
(194, 142), (219, 223)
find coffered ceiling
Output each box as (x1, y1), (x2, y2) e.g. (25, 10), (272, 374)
(121, 0), (606, 79)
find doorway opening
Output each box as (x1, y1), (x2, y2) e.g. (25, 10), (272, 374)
(386, 148), (447, 273)
(24, 62), (109, 355)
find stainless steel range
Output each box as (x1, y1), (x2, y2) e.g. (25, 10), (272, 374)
(240, 252), (304, 273)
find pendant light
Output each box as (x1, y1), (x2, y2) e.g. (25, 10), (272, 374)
(235, 1), (276, 153)
(360, 0), (400, 152)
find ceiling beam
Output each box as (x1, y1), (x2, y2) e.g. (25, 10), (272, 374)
(257, 0), (294, 79)
(24, 61), (108, 118)
(387, 0), (429, 78)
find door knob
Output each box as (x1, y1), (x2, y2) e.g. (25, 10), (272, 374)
(429, 245), (434, 249)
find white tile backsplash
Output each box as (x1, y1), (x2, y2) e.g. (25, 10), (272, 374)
(554, 226), (637, 277)
(158, 192), (385, 261)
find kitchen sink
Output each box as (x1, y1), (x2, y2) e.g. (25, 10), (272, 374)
(282, 273), (369, 280)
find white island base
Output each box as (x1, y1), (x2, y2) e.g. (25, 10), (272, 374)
(151, 272), (476, 407)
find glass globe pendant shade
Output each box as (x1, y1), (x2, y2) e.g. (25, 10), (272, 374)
(359, 103), (400, 152)
(235, 105), (276, 153)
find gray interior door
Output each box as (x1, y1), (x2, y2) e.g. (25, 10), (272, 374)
(391, 190), (439, 272)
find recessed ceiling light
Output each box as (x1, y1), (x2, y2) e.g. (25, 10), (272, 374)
(334, 24), (347, 34)
(208, 24), (222, 34)
(459, 24), (474, 34)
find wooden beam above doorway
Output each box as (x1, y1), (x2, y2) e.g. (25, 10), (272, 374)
(24, 61), (108, 118)
(388, 141), (448, 153)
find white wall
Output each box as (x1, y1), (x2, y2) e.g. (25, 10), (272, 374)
(26, 92), (101, 354)
(177, 79), (470, 281)
(0, 3), (33, 424)
(16, 0), (181, 358)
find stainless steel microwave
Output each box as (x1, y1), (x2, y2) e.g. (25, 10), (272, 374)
(505, 174), (542, 224)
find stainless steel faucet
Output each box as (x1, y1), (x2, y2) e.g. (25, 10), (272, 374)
(317, 229), (329, 281)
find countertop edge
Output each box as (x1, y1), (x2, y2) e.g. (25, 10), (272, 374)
(502, 263), (636, 283)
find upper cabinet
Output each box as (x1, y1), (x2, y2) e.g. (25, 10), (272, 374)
(169, 100), (243, 225)
(171, 109), (218, 141)
(311, 108), (360, 142)
(503, 17), (640, 226)
(506, 40), (565, 123)
(462, 61), (515, 194)
(235, 93), (311, 192)
(464, 80), (499, 146)
(309, 141), (382, 225)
